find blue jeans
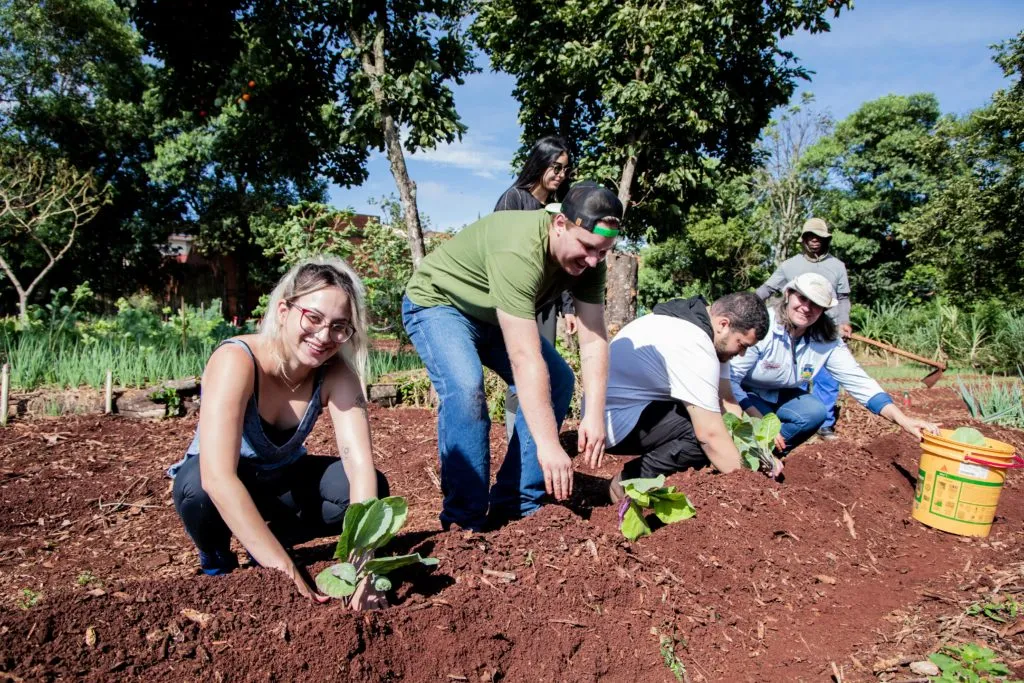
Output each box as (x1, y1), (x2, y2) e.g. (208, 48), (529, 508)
(744, 388), (827, 456)
(812, 367), (840, 429)
(402, 296), (575, 531)
(172, 453), (389, 573)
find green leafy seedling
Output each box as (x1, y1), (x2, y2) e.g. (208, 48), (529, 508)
(950, 426), (988, 447)
(966, 597), (1020, 624)
(929, 643), (1021, 682)
(658, 630), (688, 681)
(16, 588), (40, 610)
(315, 496), (437, 602)
(617, 475), (696, 541)
(76, 571), (100, 587)
(723, 412), (782, 473)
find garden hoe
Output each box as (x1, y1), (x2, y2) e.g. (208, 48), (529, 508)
(849, 333), (947, 388)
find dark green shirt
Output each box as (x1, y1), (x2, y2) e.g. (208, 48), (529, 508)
(406, 210), (606, 325)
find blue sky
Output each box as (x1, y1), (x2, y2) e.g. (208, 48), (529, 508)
(329, 0), (1023, 232)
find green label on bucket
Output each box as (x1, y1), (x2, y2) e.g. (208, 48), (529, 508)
(928, 471), (1001, 525)
(915, 468), (925, 503)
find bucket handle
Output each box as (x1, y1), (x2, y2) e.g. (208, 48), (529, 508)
(964, 453), (1024, 469)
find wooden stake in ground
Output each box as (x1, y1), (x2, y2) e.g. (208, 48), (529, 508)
(1, 362), (9, 426)
(104, 370), (113, 415)
(180, 296), (187, 352)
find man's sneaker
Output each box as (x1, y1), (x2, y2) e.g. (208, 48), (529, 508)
(817, 426), (838, 441)
(198, 548), (239, 576)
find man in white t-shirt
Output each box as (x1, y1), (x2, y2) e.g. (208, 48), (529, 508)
(596, 292), (772, 501)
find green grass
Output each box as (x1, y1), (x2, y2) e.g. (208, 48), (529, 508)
(2, 335), (215, 390)
(860, 360), (974, 385)
(957, 374), (1024, 428)
(367, 350), (422, 383)
(0, 333), (421, 391)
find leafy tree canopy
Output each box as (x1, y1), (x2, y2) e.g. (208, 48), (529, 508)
(472, 0), (851, 240)
(801, 93), (942, 302)
(900, 32), (1024, 303)
(0, 0), (168, 306)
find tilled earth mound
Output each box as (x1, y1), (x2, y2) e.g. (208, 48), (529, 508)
(1, 388), (1022, 682)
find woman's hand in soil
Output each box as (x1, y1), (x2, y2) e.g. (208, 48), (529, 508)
(283, 563), (329, 604)
(576, 411), (606, 469)
(774, 434), (786, 452)
(349, 575), (388, 611)
(538, 443), (574, 500)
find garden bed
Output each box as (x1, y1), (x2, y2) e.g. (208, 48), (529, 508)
(0, 389), (1022, 681)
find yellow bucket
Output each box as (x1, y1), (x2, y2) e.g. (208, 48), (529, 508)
(912, 429), (1021, 537)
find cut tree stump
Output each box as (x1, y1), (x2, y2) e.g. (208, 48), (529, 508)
(604, 252), (638, 337)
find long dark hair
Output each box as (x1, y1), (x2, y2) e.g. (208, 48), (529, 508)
(513, 136), (571, 201)
(774, 294), (838, 343)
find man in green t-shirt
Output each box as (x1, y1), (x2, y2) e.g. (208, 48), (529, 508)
(403, 181), (623, 531)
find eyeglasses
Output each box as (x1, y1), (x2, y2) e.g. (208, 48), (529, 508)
(549, 162), (572, 177)
(286, 302), (355, 343)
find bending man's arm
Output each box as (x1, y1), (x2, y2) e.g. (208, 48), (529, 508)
(574, 299), (609, 468)
(685, 403), (742, 473)
(497, 309), (573, 500)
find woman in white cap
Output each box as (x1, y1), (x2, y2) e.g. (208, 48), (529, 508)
(729, 273), (938, 454)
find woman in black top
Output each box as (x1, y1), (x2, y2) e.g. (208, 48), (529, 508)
(494, 136), (577, 438)
(494, 136), (572, 211)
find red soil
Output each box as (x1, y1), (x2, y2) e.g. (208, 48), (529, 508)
(1, 388), (1022, 681)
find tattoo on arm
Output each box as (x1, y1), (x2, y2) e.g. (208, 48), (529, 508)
(342, 446), (350, 456)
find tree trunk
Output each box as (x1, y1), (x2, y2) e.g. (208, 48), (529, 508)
(382, 116), (426, 268)
(0, 252), (47, 322)
(351, 23), (426, 269)
(604, 252), (638, 337)
(616, 154), (638, 216)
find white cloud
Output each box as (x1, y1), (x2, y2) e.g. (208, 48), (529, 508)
(409, 135), (513, 179)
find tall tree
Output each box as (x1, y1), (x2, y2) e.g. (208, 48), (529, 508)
(0, 145), (109, 320)
(802, 93), (942, 303)
(0, 0), (165, 308)
(472, 0), (851, 238)
(900, 32), (1024, 303)
(133, 0), (475, 279)
(752, 93), (833, 265)
(344, 0), (475, 267)
(134, 0), (374, 313)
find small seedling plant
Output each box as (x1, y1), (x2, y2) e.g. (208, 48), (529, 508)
(16, 588), (40, 610)
(617, 475), (696, 541)
(658, 630), (688, 681)
(315, 496), (437, 601)
(723, 412), (782, 473)
(928, 643), (1022, 682)
(966, 597), (1020, 623)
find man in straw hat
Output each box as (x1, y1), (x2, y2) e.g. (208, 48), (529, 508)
(733, 273), (938, 454)
(756, 217), (851, 440)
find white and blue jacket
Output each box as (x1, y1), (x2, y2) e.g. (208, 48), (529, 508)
(729, 310), (893, 415)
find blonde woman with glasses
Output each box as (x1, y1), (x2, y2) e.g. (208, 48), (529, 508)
(168, 256), (388, 606)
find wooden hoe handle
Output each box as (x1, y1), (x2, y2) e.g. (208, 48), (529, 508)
(849, 333), (947, 371)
